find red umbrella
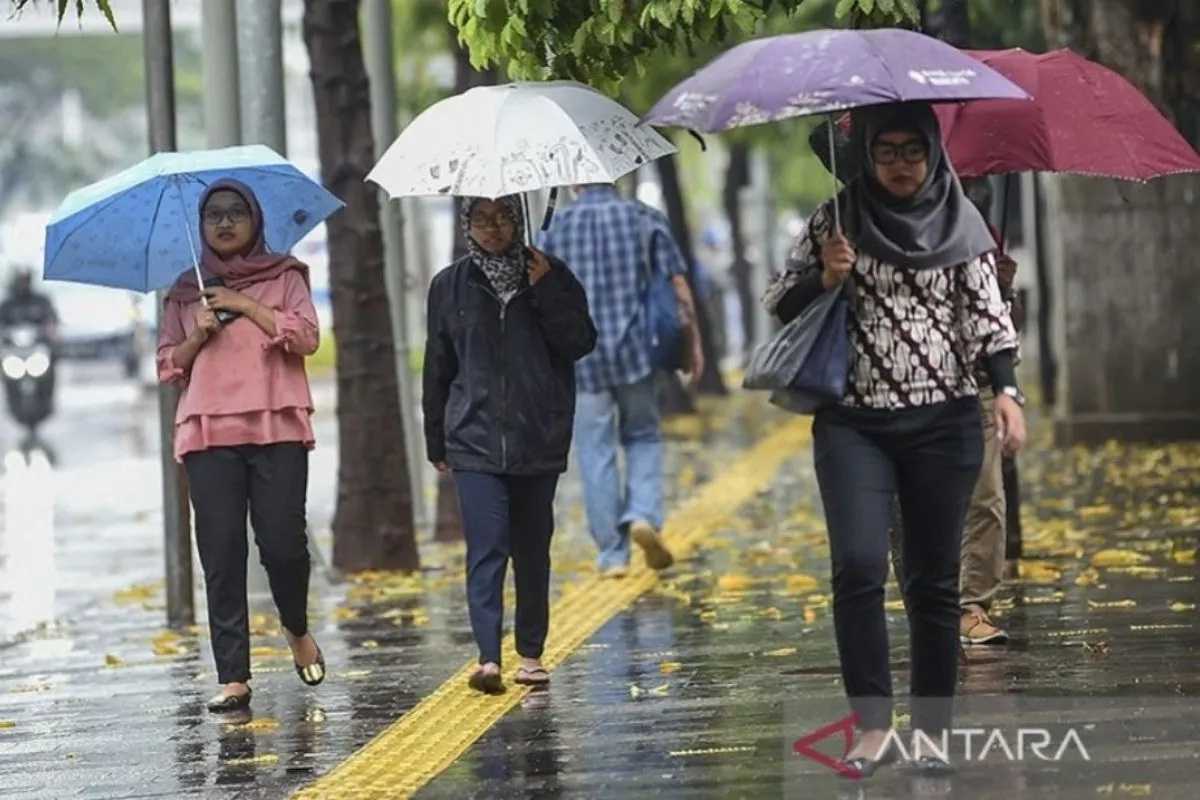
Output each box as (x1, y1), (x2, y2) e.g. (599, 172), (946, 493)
(936, 48), (1200, 181)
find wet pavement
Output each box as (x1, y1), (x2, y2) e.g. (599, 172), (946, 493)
(1, 374), (1198, 799)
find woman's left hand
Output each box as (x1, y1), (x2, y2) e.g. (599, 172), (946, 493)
(527, 247), (552, 286)
(994, 394), (1027, 456)
(202, 286), (252, 314)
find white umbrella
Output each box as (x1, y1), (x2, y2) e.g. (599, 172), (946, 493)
(366, 81), (677, 200)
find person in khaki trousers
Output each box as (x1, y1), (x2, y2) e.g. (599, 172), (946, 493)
(893, 178), (1023, 646)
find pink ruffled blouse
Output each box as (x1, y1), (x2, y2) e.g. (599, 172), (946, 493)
(156, 270), (319, 462)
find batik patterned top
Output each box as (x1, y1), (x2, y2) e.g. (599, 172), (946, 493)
(762, 202), (1018, 410)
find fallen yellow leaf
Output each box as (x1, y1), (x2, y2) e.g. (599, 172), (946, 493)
(236, 717), (280, 732)
(660, 661), (683, 674)
(1075, 568), (1102, 587)
(1169, 602), (1196, 612)
(113, 582), (161, 605)
(1173, 548), (1197, 566)
(360, 640), (380, 649)
(717, 574), (752, 592)
(104, 654), (125, 668)
(760, 607), (783, 620)
(884, 599), (907, 612)
(333, 606), (360, 621)
(764, 647), (797, 657)
(0, 721), (14, 729)
(1091, 549), (1152, 568)
(783, 574), (821, 595)
(1019, 561), (1064, 584)
(249, 646), (290, 658)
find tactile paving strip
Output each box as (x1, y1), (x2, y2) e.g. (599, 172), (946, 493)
(293, 418), (811, 799)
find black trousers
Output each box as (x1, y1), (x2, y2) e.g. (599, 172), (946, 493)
(184, 443), (310, 684)
(454, 471), (559, 667)
(813, 397), (983, 734)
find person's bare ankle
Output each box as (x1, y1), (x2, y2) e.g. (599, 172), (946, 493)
(846, 728), (890, 761)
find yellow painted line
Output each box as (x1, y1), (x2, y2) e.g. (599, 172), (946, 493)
(294, 417), (811, 800)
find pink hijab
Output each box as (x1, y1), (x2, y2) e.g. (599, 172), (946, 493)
(167, 179), (308, 303)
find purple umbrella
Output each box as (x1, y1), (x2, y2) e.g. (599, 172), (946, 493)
(645, 28), (1029, 132)
(644, 28), (1028, 230)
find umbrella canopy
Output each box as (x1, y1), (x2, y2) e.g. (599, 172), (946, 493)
(935, 48), (1200, 180)
(643, 27), (1028, 133)
(44, 145), (343, 293)
(367, 81), (677, 200)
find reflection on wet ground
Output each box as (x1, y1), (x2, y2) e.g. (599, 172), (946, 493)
(0, 386), (1197, 798)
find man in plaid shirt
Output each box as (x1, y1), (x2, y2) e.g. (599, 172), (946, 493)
(539, 183), (703, 576)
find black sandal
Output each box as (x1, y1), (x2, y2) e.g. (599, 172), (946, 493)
(514, 666), (551, 686)
(295, 644), (326, 687)
(207, 687), (252, 713)
(468, 668), (505, 695)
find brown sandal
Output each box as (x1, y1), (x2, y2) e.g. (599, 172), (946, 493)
(514, 666), (550, 686)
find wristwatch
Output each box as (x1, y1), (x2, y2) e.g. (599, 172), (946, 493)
(1000, 386), (1026, 407)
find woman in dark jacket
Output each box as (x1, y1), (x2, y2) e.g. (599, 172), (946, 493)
(764, 103), (1026, 775)
(424, 194), (597, 694)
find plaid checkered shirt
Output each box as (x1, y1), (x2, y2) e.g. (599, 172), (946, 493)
(537, 186), (687, 393)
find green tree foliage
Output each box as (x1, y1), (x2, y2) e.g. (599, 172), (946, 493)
(9, 0), (117, 30)
(448, 0), (918, 93)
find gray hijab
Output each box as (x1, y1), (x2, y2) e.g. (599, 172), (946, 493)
(845, 103), (995, 271)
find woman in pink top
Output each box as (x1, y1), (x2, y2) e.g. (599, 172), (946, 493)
(157, 179), (325, 713)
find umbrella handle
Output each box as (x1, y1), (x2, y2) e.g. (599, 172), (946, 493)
(827, 113), (842, 235)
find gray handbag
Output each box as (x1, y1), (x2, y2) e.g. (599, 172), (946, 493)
(743, 282), (851, 414)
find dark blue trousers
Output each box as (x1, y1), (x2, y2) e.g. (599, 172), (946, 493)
(454, 471), (559, 666)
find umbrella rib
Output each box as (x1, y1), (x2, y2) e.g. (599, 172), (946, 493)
(143, 185), (171, 291)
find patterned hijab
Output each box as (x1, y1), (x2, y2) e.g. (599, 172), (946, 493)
(846, 103), (995, 271)
(461, 195), (528, 304)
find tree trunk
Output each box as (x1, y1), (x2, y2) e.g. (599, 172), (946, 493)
(723, 140), (755, 364)
(656, 152), (727, 397)
(1038, 0), (1200, 442)
(432, 29), (499, 543)
(302, 0), (419, 571)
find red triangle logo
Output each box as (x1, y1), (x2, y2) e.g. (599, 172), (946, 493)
(792, 712), (863, 779)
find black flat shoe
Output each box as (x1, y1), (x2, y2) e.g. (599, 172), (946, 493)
(905, 755), (956, 775)
(838, 743), (900, 779)
(295, 645), (326, 687)
(207, 688), (252, 713)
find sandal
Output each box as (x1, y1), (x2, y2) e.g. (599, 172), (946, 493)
(295, 642), (326, 687)
(468, 668), (505, 695)
(514, 666), (551, 686)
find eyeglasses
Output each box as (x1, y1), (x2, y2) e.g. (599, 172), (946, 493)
(469, 213), (515, 231)
(871, 140), (928, 166)
(203, 208), (251, 226)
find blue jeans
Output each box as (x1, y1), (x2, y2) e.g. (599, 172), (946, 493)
(573, 375), (664, 570)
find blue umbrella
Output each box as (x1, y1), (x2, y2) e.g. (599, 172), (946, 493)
(43, 145), (343, 293)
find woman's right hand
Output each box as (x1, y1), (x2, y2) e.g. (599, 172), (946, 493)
(192, 306), (220, 343)
(820, 232), (856, 289)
